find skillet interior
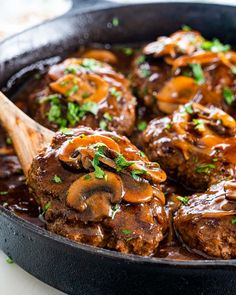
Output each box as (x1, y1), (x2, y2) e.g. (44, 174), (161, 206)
(1, 2), (236, 294)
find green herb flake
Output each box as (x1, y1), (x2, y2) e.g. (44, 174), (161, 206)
(43, 201), (51, 214)
(99, 120), (107, 130)
(231, 217), (236, 224)
(114, 154), (135, 172)
(60, 128), (74, 135)
(232, 67), (236, 75)
(193, 119), (205, 131)
(103, 112), (113, 121)
(91, 145), (106, 179)
(184, 104), (193, 114)
(111, 204), (121, 219)
(137, 121), (147, 131)
(165, 123), (172, 130)
(0, 191), (8, 196)
(131, 169), (147, 181)
(136, 55), (146, 65)
(190, 63), (205, 85)
(82, 92), (91, 99)
(223, 87), (234, 106)
(139, 151), (146, 158)
(84, 174), (92, 180)
(81, 59), (102, 71)
(182, 25), (192, 32)
(196, 163), (216, 174)
(65, 65), (79, 74)
(110, 87), (122, 100)
(121, 229), (132, 235)
(53, 175), (62, 184)
(213, 158), (218, 162)
(140, 66), (151, 78)
(6, 257), (14, 264)
(112, 17), (119, 27)
(6, 137), (12, 145)
(123, 47), (134, 56)
(177, 196), (189, 206)
(201, 38), (230, 53)
(65, 85), (79, 97)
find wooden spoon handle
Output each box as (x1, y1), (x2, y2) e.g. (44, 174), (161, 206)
(0, 91), (54, 175)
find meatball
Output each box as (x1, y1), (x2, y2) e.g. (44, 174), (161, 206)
(174, 179), (236, 259)
(131, 30), (236, 116)
(30, 57), (136, 136)
(143, 103), (236, 190)
(28, 127), (167, 256)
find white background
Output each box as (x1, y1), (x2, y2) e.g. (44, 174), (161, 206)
(0, 0), (235, 294)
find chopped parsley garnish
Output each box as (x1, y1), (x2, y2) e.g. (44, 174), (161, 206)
(123, 48), (134, 56)
(182, 25), (192, 32)
(110, 87), (122, 100)
(82, 92), (91, 99)
(114, 154), (134, 172)
(223, 87), (234, 105)
(81, 58), (101, 70)
(112, 17), (119, 27)
(46, 95), (67, 129)
(196, 163), (216, 174)
(84, 174), (92, 180)
(139, 151), (146, 158)
(121, 229), (132, 235)
(65, 65), (79, 74)
(6, 257), (14, 264)
(184, 104), (193, 114)
(0, 191), (8, 196)
(193, 119), (204, 131)
(213, 158), (218, 162)
(190, 63), (205, 85)
(139, 66), (151, 78)
(201, 38), (230, 53)
(91, 145), (106, 179)
(136, 55), (146, 65)
(232, 67), (236, 75)
(65, 85), (79, 97)
(165, 123), (172, 130)
(6, 137), (12, 145)
(43, 201), (51, 214)
(60, 128), (74, 135)
(111, 204), (120, 219)
(131, 169), (147, 181)
(53, 175), (62, 184)
(104, 112), (113, 121)
(99, 120), (107, 130)
(79, 102), (98, 116)
(177, 196), (189, 205)
(231, 217), (236, 224)
(137, 121), (147, 131)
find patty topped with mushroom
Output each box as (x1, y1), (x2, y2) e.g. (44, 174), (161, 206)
(28, 127), (167, 256)
(131, 29), (236, 117)
(30, 57), (136, 136)
(143, 103), (236, 190)
(174, 178), (236, 259)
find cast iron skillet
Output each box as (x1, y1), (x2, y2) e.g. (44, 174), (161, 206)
(1, 1), (236, 294)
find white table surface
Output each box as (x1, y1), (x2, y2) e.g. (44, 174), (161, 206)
(1, 0), (236, 294)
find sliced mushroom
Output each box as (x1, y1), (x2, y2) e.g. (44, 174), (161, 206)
(156, 76), (199, 114)
(225, 181), (236, 201)
(120, 174), (153, 203)
(67, 171), (124, 222)
(82, 49), (118, 64)
(50, 73), (109, 104)
(58, 134), (120, 167)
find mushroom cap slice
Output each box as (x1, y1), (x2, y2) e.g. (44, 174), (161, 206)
(58, 134), (120, 167)
(67, 171), (124, 222)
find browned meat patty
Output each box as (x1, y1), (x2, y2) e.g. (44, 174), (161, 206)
(174, 179), (236, 259)
(29, 57), (136, 136)
(28, 127), (168, 256)
(143, 103), (236, 190)
(131, 30), (236, 117)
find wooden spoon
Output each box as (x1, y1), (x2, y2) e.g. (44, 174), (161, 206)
(0, 91), (54, 175)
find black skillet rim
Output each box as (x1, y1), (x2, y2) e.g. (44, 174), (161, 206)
(1, 1), (236, 269)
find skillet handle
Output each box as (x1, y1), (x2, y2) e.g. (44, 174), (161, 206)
(68, 0), (115, 13)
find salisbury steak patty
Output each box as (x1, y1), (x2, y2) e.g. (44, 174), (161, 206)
(30, 57), (136, 136)
(174, 179), (236, 259)
(131, 29), (236, 116)
(143, 103), (236, 190)
(28, 127), (167, 255)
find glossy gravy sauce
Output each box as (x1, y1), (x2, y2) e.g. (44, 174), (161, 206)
(0, 45), (204, 260)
